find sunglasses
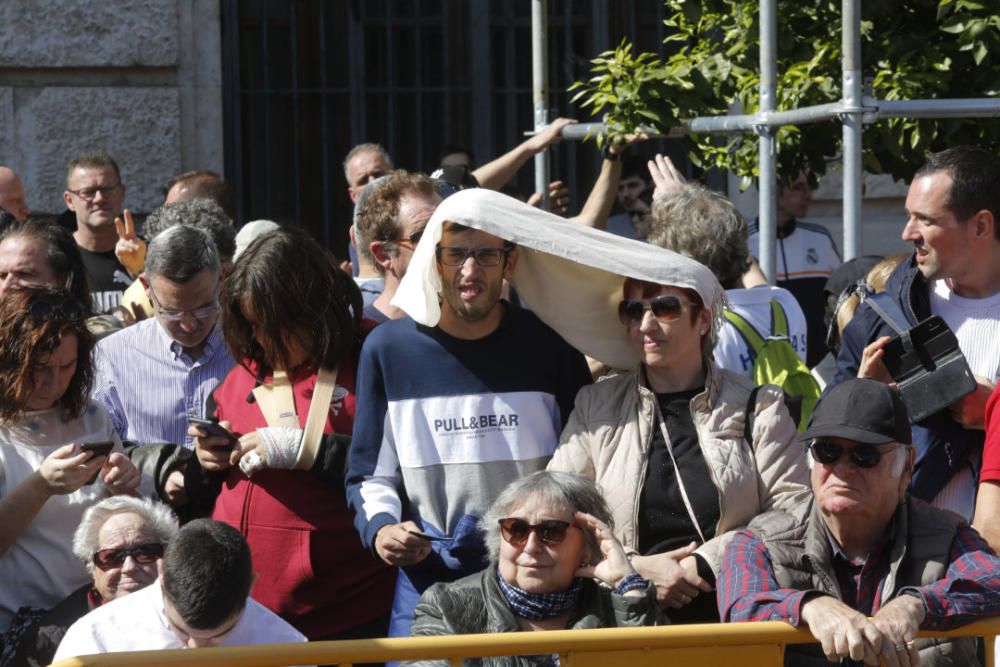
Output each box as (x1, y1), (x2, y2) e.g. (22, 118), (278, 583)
(92, 542), (165, 570)
(28, 299), (85, 324)
(389, 228), (425, 247)
(498, 518), (573, 546)
(808, 440), (900, 469)
(618, 295), (696, 325)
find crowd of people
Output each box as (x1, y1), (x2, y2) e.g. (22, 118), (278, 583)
(0, 133), (999, 667)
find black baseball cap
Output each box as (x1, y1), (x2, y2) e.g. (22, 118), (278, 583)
(800, 378), (912, 445)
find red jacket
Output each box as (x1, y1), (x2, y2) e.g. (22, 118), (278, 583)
(210, 359), (394, 639)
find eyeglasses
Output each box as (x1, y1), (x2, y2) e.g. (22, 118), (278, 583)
(498, 518), (573, 546)
(618, 294), (696, 325)
(66, 184), (122, 201)
(435, 245), (513, 268)
(148, 287), (221, 323)
(28, 299), (85, 324)
(808, 440), (902, 469)
(93, 542), (165, 570)
(389, 228), (425, 247)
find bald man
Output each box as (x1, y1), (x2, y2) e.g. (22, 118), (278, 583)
(0, 167), (30, 223)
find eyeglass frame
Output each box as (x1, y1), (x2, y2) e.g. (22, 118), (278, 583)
(435, 244), (514, 268)
(65, 183), (124, 202)
(147, 283), (222, 323)
(387, 227), (425, 248)
(92, 541), (166, 571)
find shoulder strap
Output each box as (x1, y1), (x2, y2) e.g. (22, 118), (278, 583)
(724, 309), (766, 354)
(861, 289), (915, 354)
(744, 385), (762, 448)
(295, 366), (338, 470)
(770, 300), (789, 337)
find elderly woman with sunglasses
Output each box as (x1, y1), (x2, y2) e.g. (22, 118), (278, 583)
(548, 276), (810, 623)
(5, 496), (178, 666)
(407, 471), (663, 665)
(0, 286), (142, 637)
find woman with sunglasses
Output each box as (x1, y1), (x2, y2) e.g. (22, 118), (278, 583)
(408, 471), (662, 663)
(549, 276), (810, 623)
(5, 496), (178, 666)
(0, 286), (141, 636)
(189, 226), (394, 644)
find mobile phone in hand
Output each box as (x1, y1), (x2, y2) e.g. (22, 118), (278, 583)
(79, 441), (115, 457)
(188, 417), (238, 447)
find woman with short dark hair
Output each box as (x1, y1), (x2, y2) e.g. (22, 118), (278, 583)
(190, 225), (394, 642)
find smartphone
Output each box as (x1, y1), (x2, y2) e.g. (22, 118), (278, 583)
(188, 417), (238, 445)
(79, 441), (115, 457)
(407, 530), (451, 542)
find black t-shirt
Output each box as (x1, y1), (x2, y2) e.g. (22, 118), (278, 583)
(637, 386), (720, 555)
(638, 386), (722, 624)
(77, 247), (131, 313)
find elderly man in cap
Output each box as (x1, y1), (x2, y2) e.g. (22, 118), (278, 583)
(718, 378), (1000, 667)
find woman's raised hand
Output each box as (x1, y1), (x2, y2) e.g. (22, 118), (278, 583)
(37, 444), (106, 496)
(573, 511), (637, 589)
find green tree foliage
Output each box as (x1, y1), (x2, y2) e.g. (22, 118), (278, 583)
(570, 0), (1000, 188)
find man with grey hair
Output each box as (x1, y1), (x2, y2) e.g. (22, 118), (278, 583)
(646, 164), (808, 378)
(344, 143), (394, 285)
(718, 378), (1000, 666)
(93, 225), (234, 447)
(117, 199), (236, 322)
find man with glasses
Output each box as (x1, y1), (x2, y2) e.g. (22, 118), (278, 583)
(718, 378), (1000, 667)
(93, 225), (233, 448)
(750, 169), (841, 367)
(54, 519), (304, 658)
(347, 220), (591, 639)
(62, 153), (132, 312)
(355, 170), (443, 321)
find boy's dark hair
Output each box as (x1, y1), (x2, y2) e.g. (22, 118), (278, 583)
(161, 519), (253, 630)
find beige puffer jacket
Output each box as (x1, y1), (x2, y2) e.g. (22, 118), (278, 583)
(548, 363), (811, 573)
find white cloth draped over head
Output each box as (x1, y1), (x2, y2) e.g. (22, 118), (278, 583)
(391, 188), (725, 370)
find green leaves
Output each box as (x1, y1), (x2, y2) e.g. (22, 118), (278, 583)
(570, 0), (1000, 184)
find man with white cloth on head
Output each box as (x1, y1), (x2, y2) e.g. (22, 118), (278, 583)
(346, 188), (726, 638)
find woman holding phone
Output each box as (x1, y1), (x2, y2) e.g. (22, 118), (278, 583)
(190, 226), (394, 643)
(0, 286), (140, 635)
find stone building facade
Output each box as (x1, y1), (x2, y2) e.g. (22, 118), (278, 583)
(0, 0), (223, 215)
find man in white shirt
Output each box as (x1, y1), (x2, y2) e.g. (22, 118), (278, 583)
(837, 145), (1000, 521)
(54, 519), (305, 659)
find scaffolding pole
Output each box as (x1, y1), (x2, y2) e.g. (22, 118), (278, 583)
(531, 9), (1000, 265)
(842, 0), (863, 261)
(531, 0), (551, 209)
(757, 0), (778, 282)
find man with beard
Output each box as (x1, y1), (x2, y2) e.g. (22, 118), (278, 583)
(347, 221), (591, 639)
(836, 146), (1000, 524)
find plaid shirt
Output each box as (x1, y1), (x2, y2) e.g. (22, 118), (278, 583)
(718, 521), (1000, 630)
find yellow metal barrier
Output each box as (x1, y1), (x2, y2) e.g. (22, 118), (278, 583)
(49, 618), (1000, 667)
